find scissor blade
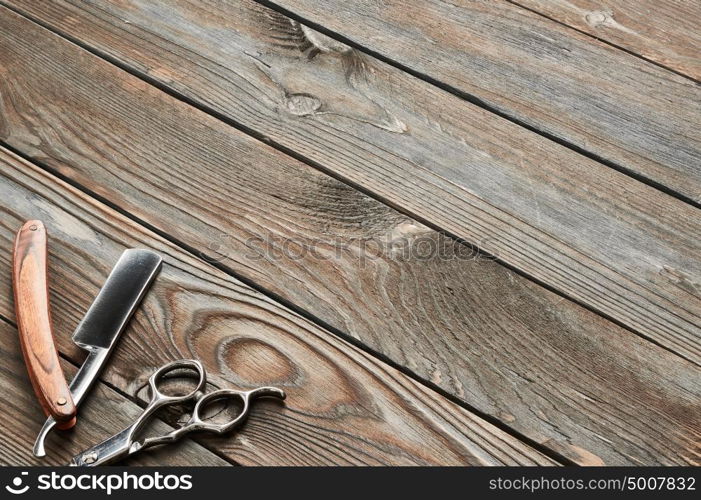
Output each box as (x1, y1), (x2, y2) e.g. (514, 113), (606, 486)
(70, 427), (133, 466)
(34, 249), (162, 456)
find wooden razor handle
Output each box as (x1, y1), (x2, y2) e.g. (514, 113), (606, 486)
(13, 220), (76, 429)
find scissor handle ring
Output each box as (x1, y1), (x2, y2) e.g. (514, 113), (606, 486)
(148, 359), (207, 406)
(190, 387), (286, 435)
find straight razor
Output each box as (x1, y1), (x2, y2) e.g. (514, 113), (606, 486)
(32, 248), (162, 456)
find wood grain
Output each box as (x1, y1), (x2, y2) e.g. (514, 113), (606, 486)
(252, 0), (701, 201)
(0, 149), (555, 466)
(0, 318), (228, 466)
(515, 0), (701, 80)
(0, 8), (699, 464)
(1, 2), (699, 363)
(13, 220), (76, 426)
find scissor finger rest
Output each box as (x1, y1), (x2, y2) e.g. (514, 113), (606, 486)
(193, 386), (286, 434)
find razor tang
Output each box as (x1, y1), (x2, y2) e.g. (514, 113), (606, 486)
(34, 249), (162, 457)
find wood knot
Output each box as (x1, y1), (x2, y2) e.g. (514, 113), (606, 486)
(222, 337), (296, 384)
(584, 10), (614, 28)
(286, 93), (322, 116)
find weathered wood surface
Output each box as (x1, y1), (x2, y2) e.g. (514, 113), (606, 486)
(0, 318), (228, 466)
(0, 149), (555, 466)
(2, 3), (700, 367)
(0, 10), (699, 465)
(516, 0), (701, 80)
(257, 0), (701, 201)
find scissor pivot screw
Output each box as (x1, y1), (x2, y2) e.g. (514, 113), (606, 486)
(57, 397), (67, 406)
(83, 453), (98, 464)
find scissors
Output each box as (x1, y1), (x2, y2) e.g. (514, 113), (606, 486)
(70, 359), (286, 466)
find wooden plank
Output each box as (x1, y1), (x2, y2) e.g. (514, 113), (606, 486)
(251, 0), (701, 202)
(0, 6), (699, 465)
(1, 3), (699, 366)
(515, 0), (701, 80)
(0, 149), (555, 466)
(0, 318), (229, 466)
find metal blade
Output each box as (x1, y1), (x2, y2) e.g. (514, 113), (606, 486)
(69, 426), (134, 466)
(33, 248), (162, 456)
(72, 249), (162, 350)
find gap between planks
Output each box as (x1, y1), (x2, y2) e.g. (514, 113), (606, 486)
(0, 315), (230, 466)
(0, 312), (243, 467)
(249, 0), (701, 208)
(0, 142), (574, 467)
(1, 1), (697, 367)
(0, 147), (569, 465)
(2, 0), (698, 212)
(1, 4), (696, 464)
(504, 0), (701, 84)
